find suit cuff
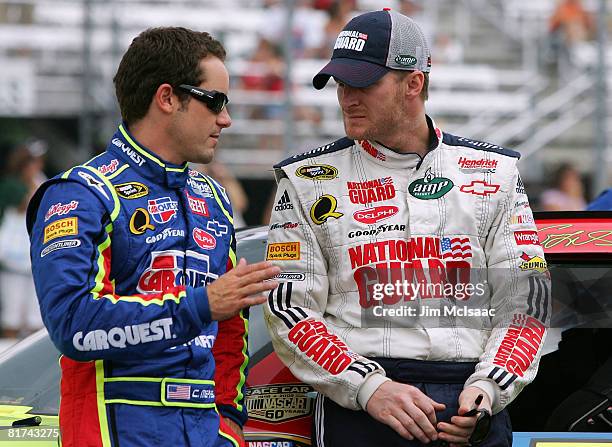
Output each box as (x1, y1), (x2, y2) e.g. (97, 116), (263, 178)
(466, 379), (499, 413)
(187, 286), (212, 325)
(218, 404), (246, 427)
(357, 373), (390, 410)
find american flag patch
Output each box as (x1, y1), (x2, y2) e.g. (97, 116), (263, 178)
(381, 176), (392, 185)
(441, 237), (472, 259)
(167, 384), (191, 400)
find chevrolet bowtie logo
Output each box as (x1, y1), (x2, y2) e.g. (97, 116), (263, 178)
(459, 180), (500, 196)
(206, 219), (228, 237)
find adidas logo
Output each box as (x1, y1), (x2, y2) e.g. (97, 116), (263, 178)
(274, 190), (294, 211)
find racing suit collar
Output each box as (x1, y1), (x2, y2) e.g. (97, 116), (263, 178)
(108, 123), (190, 189)
(356, 115), (443, 169)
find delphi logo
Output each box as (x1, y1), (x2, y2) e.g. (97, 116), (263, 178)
(334, 30), (368, 51)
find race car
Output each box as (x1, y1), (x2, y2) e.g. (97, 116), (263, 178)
(0, 212), (610, 446)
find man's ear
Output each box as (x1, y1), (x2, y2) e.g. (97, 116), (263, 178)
(153, 83), (176, 114)
(404, 71), (424, 99)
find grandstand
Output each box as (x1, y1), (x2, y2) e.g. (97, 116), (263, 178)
(0, 0), (609, 194)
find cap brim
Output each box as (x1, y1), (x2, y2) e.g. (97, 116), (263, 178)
(312, 58), (390, 90)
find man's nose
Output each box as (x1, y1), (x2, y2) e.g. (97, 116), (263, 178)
(217, 107), (232, 128)
(339, 85), (360, 108)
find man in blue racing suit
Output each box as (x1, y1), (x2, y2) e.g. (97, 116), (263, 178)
(27, 27), (280, 447)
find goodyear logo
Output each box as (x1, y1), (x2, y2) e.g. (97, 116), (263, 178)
(44, 217), (78, 243)
(296, 164), (338, 181)
(246, 384), (313, 423)
(266, 242), (300, 261)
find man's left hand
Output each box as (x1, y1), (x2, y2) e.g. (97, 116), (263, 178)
(437, 386), (491, 447)
(221, 417), (244, 444)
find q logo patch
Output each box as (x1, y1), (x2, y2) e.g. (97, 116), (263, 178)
(310, 194), (343, 225)
(129, 208), (155, 235)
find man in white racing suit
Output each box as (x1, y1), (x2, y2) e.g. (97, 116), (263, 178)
(265, 8), (550, 447)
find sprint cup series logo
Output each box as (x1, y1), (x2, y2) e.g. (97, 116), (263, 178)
(409, 168), (454, 200)
(295, 164), (338, 181)
(246, 384), (313, 423)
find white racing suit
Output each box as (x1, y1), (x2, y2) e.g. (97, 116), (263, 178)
(264, 116), (551, 415)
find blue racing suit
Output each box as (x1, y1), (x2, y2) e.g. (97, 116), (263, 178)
(27, 124), (247, 447)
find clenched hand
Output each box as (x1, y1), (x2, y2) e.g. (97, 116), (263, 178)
(207, 258), (280, 321)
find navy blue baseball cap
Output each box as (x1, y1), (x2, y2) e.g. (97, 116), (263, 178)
(313, 8), (431, 89)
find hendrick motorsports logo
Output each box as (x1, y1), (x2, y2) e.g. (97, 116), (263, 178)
(409, 168), (453, 200)
(246, 384), (314, 423)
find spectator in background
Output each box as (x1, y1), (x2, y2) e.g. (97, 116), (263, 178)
(261, 0), (326, 59)
(548, 0), (594, 74)
(540, 163), (586, 211)
(315, 0), (354, 59)
(0, 139), (47, 219)
(0, 143), (46, 337)
(399, 0), (433, 43)
(195, 161), (249, 228)
(241, 37), (285, 118)
(240, 37), (285, 150)
(433, 32), (464, 64)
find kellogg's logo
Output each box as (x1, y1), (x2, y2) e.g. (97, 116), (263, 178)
(97, 159), (119, 175)
(353, 205), (398, 224)
(193, 228), (216, 250)
(148, 197), (178, 224)
(45, 201), (78, 221)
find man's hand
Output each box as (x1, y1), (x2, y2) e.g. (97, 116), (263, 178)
(207, 258), (280, 321)
(437, 386), (492, 446)
(366, 380), (446, 444)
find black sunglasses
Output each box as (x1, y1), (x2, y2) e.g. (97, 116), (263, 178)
(177, 84), (229, 114)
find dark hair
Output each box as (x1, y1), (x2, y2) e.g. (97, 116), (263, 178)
(552, 162), (578, 188)
(113, 27), (226, 125)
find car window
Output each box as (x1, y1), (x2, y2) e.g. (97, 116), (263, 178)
(0, 227), (271, 416)
(235, 227), (272, 358)
(0, 330), (60, 414)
